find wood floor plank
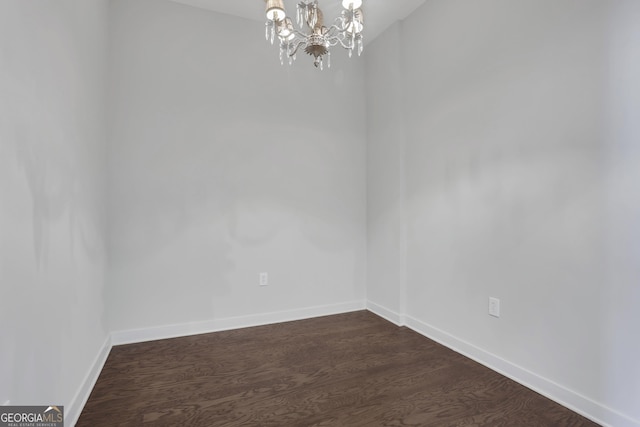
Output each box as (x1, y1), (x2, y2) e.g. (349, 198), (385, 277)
(77, 311), (600, 426)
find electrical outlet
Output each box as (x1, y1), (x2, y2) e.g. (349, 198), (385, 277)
(259, 272), (268, 287)
(489, 297), (500, 318)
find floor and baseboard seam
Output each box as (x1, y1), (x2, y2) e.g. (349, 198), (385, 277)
(69, 301), (639, 427)
(366, 300), (639, 427)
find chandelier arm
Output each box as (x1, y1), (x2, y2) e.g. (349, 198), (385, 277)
(325, 37), (343, 47)
(334, 36), (355, 50)
(291, 28), (309, 39)
(288, 40), (307, 57)
(325, 23), (348, 36)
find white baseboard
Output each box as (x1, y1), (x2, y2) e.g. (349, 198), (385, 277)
(385, 306), (638, 427)
(67, 334), (112, 427)
(111, 300), (366, 345)
(71, 301), (366, 425)
(70, 300), (639, 427)
(366, 300), (405, 326)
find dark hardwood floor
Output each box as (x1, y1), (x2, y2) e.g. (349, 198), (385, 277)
(77, 311), (600, 426)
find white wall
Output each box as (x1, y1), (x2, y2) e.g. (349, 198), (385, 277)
(0, 0), (109, 419)
(366, 0), (640, 425)
(106, 0), (367, 333)
(603, 0), (640, 421)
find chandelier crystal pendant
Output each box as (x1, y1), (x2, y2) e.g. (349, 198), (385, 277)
(264, 0), (364, 70)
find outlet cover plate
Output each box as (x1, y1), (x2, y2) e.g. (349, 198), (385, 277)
(489, 297), (500, 318)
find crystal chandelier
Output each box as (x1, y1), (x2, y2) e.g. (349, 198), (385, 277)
(264, 0), (364, 70)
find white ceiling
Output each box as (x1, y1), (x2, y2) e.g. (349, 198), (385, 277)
(169, 0), (426, 42)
